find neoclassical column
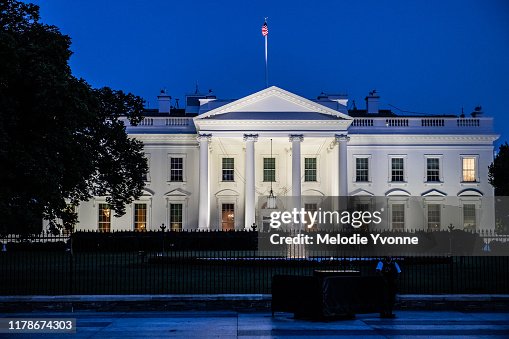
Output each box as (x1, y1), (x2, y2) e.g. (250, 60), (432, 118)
(289, 135), (304, 198)
(198, 134), (212, 230)
(244, 134), (258, 230)
(335, 134), (350, 196)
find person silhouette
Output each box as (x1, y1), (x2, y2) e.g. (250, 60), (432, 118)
(376, 256), (401, 318)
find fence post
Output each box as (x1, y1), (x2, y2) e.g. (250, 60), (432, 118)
(69, 232), (74, 295)
(449, 256), (454, 293)
(160, 224), (166, 254)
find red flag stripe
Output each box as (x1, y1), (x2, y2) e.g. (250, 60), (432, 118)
(262, 23), (268, 36)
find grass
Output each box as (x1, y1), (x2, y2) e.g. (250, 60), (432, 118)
(0, 251), (508, 295)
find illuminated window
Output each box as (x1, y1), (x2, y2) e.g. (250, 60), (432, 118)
(98, 203), (111, 232)
(463, 204), (476, 230)
(134, 203), (147, 231)
(462, 157), (476, 182)
(391, 158), (404, 182)
(221, 203), (235, 231)
(263, 158), (275, 182)
(304, 158), (317, 182)
(170, 203), (182, 231)
(427, 204), (441, 230)
(170, 157), (183, 182)
(426, 158), (440, 182)
(222, 158), (234, 181)
(391, 204), (405, 230)
(356, 158), (369, 182)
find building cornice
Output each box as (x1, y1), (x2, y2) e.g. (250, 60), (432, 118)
(195, 119), (351, 132)
(129, 133), (497, 146)
(348, 134), (499, 145)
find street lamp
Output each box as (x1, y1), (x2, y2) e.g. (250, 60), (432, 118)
(267, 138), (277, 209)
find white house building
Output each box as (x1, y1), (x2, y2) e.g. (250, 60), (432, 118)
(67, 86), (498, 232)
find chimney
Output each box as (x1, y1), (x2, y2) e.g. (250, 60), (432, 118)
(157, 89), (171, 113)
(365, 90), (380, 114)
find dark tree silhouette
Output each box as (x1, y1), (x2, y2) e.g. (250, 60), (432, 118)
(0, 1), (148, 233)
(489, 142), (509, 196)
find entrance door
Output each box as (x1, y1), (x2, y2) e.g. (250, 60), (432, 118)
(221, 203), (235, 231)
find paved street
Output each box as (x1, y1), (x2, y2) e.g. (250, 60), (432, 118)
(1, 310), (509, 338)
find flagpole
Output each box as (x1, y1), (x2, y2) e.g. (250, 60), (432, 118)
(262, 17), (268, 88)
(265, 34), (268, 88)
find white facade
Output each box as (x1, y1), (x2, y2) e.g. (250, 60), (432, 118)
(69, 87), (498, 232)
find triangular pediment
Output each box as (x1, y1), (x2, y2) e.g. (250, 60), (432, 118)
(195, 86), (352, 121)
(352, 188), (375, 196)
(164, 188), (191, 197)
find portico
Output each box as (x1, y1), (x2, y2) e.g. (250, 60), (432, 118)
(193, 86), (352, 230)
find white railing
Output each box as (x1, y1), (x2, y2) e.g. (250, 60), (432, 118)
(140, 118), (153, 126)
(351, 118), (374, 127)
(121, 117), (194, 128)
(457, 118), (480, 127)
(123, 116), (491, 133)
(386, 118), (409, 127)
(422, 118), (444, 127)
(166, 118), (190, 126)
(350, 117), (492, 132)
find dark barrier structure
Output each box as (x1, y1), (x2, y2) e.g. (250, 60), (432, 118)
(0, 230), (508, 295)
(272, 273), (384, 319)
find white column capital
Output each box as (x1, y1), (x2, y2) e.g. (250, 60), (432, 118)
(197, 133), (212, 143)
(289, 134), (304, 142)
(243, 134), (259, 142)
(335, 133), (350, 143)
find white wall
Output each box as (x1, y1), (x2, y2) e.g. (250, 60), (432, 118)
(51, 133), (495, 233)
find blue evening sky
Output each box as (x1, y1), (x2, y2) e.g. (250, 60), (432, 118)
(30, 0), (509, 146)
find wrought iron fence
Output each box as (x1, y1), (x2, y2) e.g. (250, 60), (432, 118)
(0, 230), (508, 295)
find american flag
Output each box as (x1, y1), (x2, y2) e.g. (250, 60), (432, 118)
(261, 22), (268, 36)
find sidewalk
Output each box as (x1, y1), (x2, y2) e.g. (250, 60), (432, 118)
(1, 294), (509, 312)
(1, 310), (509, 338)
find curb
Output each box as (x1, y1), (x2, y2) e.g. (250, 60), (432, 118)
(0, 294), (271, 302)
(397, 294), (509, 312)
(1, 294), (508, 313)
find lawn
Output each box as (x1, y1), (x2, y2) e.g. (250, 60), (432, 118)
(0, 251), (508, 295)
